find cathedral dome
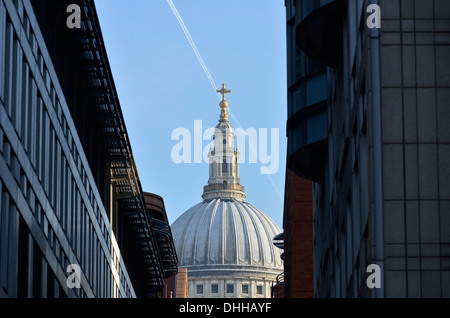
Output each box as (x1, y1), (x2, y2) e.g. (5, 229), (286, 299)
(171, 84), (282, 298)
(171, 198), (282, 270)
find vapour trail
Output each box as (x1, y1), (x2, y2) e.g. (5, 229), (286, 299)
(166, 0), (284, 203)
(166, 0), (218, 95)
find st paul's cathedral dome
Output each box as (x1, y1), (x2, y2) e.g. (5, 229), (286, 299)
(171, 84), (283, 298)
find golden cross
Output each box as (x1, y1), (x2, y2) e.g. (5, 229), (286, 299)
(216, 83), (231, 101)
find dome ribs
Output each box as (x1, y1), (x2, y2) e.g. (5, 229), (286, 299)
(171, 199), (283, 271)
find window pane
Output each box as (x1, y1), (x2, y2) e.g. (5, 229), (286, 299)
(222, 159), (228, 173)
(306, 73), (327, 106)
(256, 286), (263, 295)
(292, 85), (304, 113)
(306, 110), (327, 143)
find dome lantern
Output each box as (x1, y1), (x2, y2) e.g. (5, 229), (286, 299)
(202, 83), (246, 202)
(171, 84), (283, 298)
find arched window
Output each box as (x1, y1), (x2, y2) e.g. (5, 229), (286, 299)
(223, 180), (227, 187)
(222, 158), (228, 173)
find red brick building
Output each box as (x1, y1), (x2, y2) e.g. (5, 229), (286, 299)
(281, 169), (314, 298)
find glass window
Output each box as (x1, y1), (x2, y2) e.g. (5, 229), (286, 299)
(211, 284), (218, 294)
(242, 284), (249, 294)
(295, 46), (302, 81)
(196, 284), (203, 294)
(286, 0), (296, 20)
(306, 110), (327, 144)
(292, 85), (304, 113)
(256, 285), (263, 295)
(4, 23), (14, 115)
(306, 72), (327, 106)
(302, 0), (317, 19)
(226, 284), (234, 294)
(307, 57), (326, 75)
(222, 158), (228, 173)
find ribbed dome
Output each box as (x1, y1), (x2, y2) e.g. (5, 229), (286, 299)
(170, 84), (282, 297)
(171, 198), (283, 271)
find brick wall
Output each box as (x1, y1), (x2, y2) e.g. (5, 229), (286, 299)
(283, 169), (314, 298)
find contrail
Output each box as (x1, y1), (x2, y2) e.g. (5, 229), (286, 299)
(166, 0), (284, 203)
(166, 0), (218, 96)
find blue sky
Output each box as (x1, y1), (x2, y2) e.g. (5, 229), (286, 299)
(95, 0), (287, 227)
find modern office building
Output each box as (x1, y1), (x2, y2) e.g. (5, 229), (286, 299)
(284, 0), (450, 297)
(282, 0), (329, 298)
(143, 192), (178, 298)
(171, 85), (283, 298)
(0, 0), (177, 297)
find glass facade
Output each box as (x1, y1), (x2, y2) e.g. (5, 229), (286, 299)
(0, 0), (177, 298)
(286, 0), (328, 183)
(288, 0), (372, 298)
(0, 0), (134, 298)
(287, 0), (450, 298)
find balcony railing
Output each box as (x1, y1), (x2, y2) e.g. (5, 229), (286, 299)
(271, 272), (285, 298)
(203, 183), (245, 193)
(151, 218), (178, 278)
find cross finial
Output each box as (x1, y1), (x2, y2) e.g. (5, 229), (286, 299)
(217, 83), (231, 101)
